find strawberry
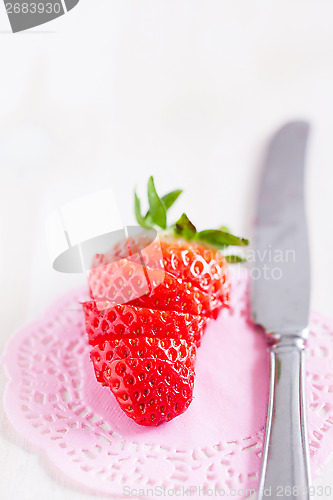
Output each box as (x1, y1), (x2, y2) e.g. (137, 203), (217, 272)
(104, 358), (195, 426)
(88, 253), (155, 307)
(83, 301), (208, 348)
(91, 232), (231, 314)
(89, 256), (221, 318)
(119, 236), (231, 308)
(82, 177), (248, 426)
(90, 336), (196, 383)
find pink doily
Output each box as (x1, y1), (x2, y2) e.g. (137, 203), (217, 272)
(2, 269), (333, 499)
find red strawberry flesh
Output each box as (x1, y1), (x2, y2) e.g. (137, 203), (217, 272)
(90, 336), (196, 384)
(84, 233), (231, 426)
(104, 358), (195, 426)
(89, 237), (229, 318)
(83, 301), (208, 348)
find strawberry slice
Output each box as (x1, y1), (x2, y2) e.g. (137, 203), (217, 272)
(103, 358), (195, 426)
(129, 270), (222, 318)
(89, 256), (221, 318)
(88, 253), (158, 306)
(158, 238), (230, 306)
(90, 336), (196, 384)
(83, 301), (208, 348)
(108, 236), (231, 308)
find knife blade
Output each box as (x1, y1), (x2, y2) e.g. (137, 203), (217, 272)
(251, 121), (312, 500)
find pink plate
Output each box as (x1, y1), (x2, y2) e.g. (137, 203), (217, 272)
(2, 268), (333, 499)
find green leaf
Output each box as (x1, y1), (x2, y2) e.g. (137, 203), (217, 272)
(147, 176), (167, 229)
(224, 255), (247, 263)
(134, 192), (152, 228)
(174, 213), (197, 240)
(134, 177), (250, 252)
(144, 189), (182, 221)
(196, 229), (249, 248)
(162, 189), (183, 211)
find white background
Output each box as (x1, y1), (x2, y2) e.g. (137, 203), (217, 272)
(0, 1), (333, 499)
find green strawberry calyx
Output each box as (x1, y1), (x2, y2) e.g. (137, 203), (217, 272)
(134, 176), (249, 263)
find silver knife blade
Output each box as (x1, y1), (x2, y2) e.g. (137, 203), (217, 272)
(251, 121), (310, 337)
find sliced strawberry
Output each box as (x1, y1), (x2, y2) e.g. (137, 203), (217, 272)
(83, 301), (208, 348)
(90, 336), (196, 383)
(94, 236), (230, 309)
(129, 271), (222, 318)
(104, 358), (195, 426)
(90, 255), (221, 318)
(141, 238), (230, 308)
(88, 253), (160, 306)
(82, 177), (248, 426)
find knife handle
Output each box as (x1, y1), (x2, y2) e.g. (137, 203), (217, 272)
(257, 336), (311, 500)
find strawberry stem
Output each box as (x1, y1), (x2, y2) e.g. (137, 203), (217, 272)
(134, 177), (249, 256)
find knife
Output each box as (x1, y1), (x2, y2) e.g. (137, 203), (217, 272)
(251, 122), (312, 500)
